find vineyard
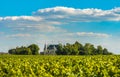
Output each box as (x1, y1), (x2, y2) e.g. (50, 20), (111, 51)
(0, 55), (120, 77)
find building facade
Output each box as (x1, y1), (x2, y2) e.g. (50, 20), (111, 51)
(44, 43), (58, 55)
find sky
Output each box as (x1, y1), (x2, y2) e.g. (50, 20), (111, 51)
(0, 0), (120, 54)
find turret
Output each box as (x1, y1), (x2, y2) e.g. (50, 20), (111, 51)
(44, 42), (48, 54)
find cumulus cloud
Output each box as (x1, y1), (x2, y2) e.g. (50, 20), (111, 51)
(33, 6), (120, 22)
(1, 6), (120, 33)
(0, 17), (3, 21)
(0, 6), (116, 38)
(76, 32), (110, 38)
(0, 16), (43, 21)
(0, 17), (64, 33)
(1, 6), (120, 23)
(65, 32), (110, 38)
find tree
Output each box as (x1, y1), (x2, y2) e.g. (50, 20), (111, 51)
(83, 43), (97, 55)
(28, 44), (40, 55)
(103, 48), (109, 55)
(63, 45), (71, 55)
(8, 44), (40, 55)
(8, 46), (32, 55)
(96, 45), (103, 54)
(55, 41), (112, 55)
(74, 41), (83, 50)
(71, 45), (79, 55)
(56, 43), (63, 55)
(71, 41), (82, 55)
(8, 49), (16, 54)
(19, 47), (32, 55)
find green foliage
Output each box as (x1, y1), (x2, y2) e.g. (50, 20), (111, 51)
(28, 44), (40, 55)
(0, 55), (120, 77)
(8, 47), (32, 55)
(56, 41), (112, 55)
(8, 44), (40, 55)
(56, 44), (63, 55)
(103, 48), (109, 55)
(8, 49), (16, 54)
(96, 45), (103, 54)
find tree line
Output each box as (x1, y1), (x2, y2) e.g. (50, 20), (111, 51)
(8, 44), (39, 55)
(8, 42), (112, 55)
(56, 41), (112, 55)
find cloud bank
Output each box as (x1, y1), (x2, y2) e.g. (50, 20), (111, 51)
(0, 6), (114, 38)
(1, 6), (120, 22)
(33, 6), (120, 22)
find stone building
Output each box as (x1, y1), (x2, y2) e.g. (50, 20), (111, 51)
(44, 43), (58, 55)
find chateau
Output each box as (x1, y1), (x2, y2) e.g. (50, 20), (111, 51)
(43, 43), (58, 55)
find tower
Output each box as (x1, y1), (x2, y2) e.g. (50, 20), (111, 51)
(44, 42), (48, 54)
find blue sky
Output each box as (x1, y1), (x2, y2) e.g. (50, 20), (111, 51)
(0, 0), (120, 54)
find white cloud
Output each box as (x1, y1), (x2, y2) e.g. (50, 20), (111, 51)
(76, 32), (110, 38)
(7, 23), (66, 32)
(1, 17), (65, 33)
(111, 7), (120, 14)
(65, 32), (110, 38)
(1, 7), (120, 24)
(33, 6), (120, 22)
(0, 17), (3, 21)
(23, 24), (66, 32)
(1, 16), (43, 21)
(1, 6), (120, 33)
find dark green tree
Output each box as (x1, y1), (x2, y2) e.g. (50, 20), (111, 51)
(18, 47), (32, 55)
(71, 41), (82, 55)
(8, 49), (16, 54)
(28, 44), (40, 55)
(96, 45), (103, 54)
(8, 46), (32, 55)
(103, 48), (109, 55)
(84, 43), (94, 55)
(8, 44), (39, 55)
(56, 43), (63, 55)
(71, 45), (79, 55)
(63, 44), (72, 55)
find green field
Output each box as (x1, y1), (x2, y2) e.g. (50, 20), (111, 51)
(0, 55), (120, 77)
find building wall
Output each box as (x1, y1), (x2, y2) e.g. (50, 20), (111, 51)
(43, 44), (58, 55)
